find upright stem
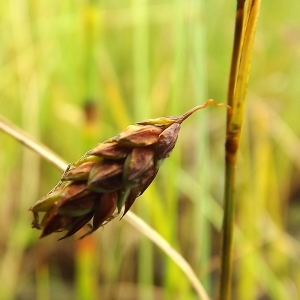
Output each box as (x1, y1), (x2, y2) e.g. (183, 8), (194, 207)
(227, 0), (246, 109)
(219, 144), (238, 300)
(219, 2), (245, 298)
(219, 1), (261, 299)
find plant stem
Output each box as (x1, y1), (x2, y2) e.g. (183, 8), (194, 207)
(219, 1), (245, 296)
(0, 115), (66, 171)
(219, 1), (261, 299)
(227, 0), (246, 109)
(179, 99), (231, 124)
(219, 148), (237, 299)
(0, 114), (210, 300)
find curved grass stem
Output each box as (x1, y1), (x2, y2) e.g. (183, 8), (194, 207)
(0, 114), (211, 300)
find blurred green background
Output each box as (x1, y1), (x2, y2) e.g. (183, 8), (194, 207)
(1, 0), (300, 299)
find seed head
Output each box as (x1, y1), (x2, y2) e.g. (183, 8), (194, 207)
(29, 99), (229, 239)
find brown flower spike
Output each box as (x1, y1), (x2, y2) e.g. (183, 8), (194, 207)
(30, 99), (230, 239)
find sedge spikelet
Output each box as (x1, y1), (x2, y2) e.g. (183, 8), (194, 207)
(29, 99), (229, 239)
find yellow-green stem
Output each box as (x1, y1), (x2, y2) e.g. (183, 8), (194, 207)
(219, 147), (238, 299)
(219, 1), (260, 299)
(227, 0), (246, 109)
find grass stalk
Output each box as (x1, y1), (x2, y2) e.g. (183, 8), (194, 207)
(219, 1), (261, 299)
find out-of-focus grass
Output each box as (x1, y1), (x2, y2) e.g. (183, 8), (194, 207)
(0, 0), (300, 299)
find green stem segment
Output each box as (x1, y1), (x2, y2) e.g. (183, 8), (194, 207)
(219, 1), (261, 299)
(219, 147), (238, 300)
(220, 1), (246, 295)
(227, 0), (246, 109)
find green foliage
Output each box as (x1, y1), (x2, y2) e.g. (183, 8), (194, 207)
(0, 0), (300, 299)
